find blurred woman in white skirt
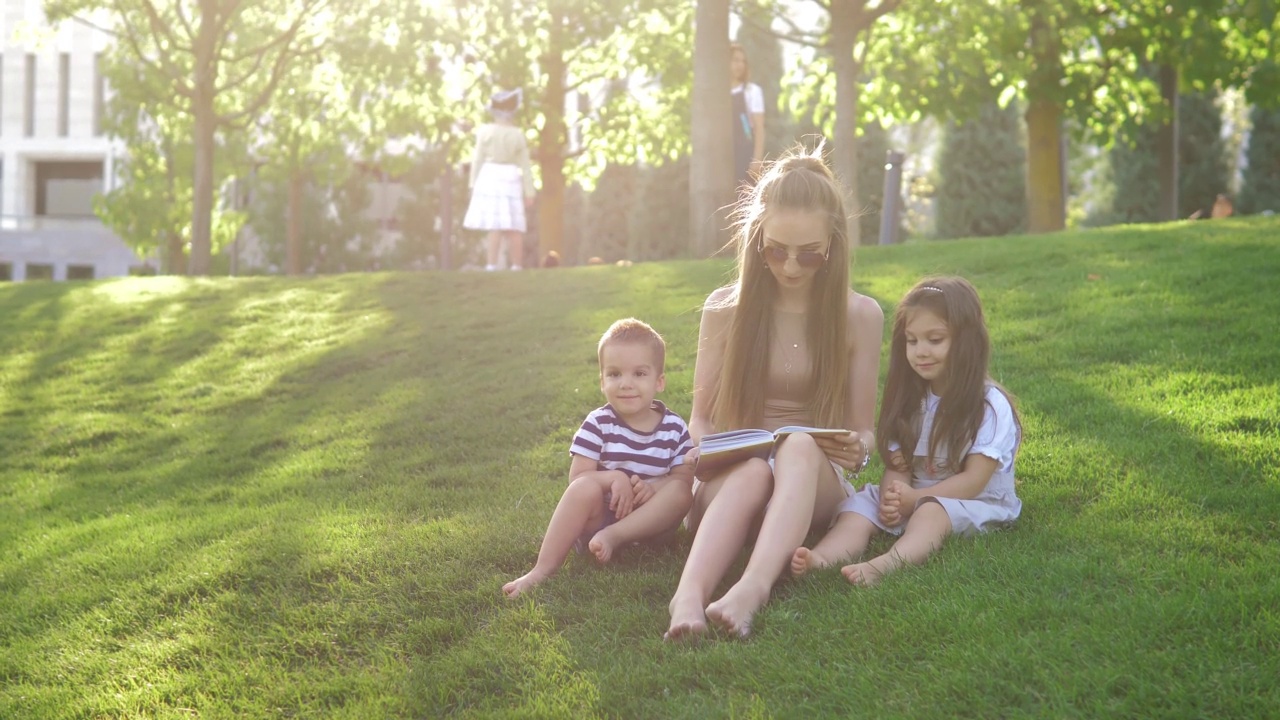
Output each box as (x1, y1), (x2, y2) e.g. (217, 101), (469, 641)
(464, 88), (536, 271)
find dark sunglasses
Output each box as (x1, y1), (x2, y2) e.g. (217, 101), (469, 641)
(759, 243), (830, 269)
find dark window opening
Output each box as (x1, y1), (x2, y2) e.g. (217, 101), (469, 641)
(67, 264), (95, 280)
(26, 263), (54, 281)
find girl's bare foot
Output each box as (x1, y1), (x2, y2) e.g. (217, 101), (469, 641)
(705, 580), (770, 638)
(587, 529), (619, 564)
(503, 569), (551, 598)
(790, 547), (828, 577)
(841, 555), (896, 587)
(664, 594), (708, 641)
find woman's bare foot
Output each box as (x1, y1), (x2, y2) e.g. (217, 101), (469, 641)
(503, 569), (552, 598)
(841, 555), (897, 587)
(664, 594), (708, 641)
(790, 547), (829, 577)
(587, 529), (619, 564)
(705, 580), (771, 638)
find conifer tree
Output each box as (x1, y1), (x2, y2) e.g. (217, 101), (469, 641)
(1101, 89), (1229, 223)
(935, 103), (1027, 239)
(1177, 91), (1231, 218)
(1238, 106), (1280, 215)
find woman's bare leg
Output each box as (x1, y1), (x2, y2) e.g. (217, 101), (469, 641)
(706, 434), (842, 637)
(665, 459), (772, 640)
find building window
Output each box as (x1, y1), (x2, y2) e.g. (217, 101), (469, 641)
(35, 161), (104, 217)
(59, 53), (71, 137)
(0, 263), (12, 282)
(25, 54), (36, 137)
(26, 263), (54, 281)
(67, 264), (95, 280)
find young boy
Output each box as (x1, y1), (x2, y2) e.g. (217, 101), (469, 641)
(503, 318), (694, 598)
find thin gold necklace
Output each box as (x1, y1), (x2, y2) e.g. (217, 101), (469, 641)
(778, 323), (804, 394)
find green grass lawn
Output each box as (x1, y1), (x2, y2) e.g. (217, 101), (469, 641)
(2, 218), (1278, 719)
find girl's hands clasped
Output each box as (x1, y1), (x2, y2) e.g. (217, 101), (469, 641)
(815, 431), (870, 477)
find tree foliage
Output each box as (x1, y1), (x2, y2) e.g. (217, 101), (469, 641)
(442, 0), (695, 256)
(935, 102), (1027, 239)
(861, 0), (1280, 234)
(47, 0), (342, 274)
(88, 54), (244, 273)
(1238, 105), (1280, 214)
(766, 0), (902, 245)
(1090, 90), (1229, 225)
(1177, 91), (1232, 218)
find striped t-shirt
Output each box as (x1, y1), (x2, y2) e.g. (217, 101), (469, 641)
(570, 401), (693, 481)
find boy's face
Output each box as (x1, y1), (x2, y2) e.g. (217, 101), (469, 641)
(599, 341), (665, 418)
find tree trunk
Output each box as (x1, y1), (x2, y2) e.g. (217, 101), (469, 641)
(189, 0), (218, 275)
(1024, 98), (1065, 233)
(286, 169), (303, 274)
(538, 5), (568, 262)
(1156, 63), (1179, 221)
(689, 0), (733, 257)
(828, 1), (862, 246)
(165, 230), (186, 275)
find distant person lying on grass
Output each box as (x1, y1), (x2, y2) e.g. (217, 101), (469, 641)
(1189, 194), (1234, 220)
(793, 276), (1023, 586)
(504, 318), (695, 598)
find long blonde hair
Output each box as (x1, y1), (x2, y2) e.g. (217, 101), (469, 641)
(709, 146), (852, 431)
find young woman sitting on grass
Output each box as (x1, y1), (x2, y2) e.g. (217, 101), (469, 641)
(665, 147), (884, 640)
(792, 276), (1023, 585)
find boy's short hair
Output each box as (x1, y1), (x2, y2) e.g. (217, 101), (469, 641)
(598, 318), (666, 373)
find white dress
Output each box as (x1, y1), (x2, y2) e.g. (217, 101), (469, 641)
(463, 123), (532, 233)
(838, 385), (1021, 535)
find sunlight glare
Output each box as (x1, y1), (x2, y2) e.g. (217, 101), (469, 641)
(89, 277), (191, 305)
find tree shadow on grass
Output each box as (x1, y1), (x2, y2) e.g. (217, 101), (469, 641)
(995, 221), (1280, 529)
(1, 265), (729, 715)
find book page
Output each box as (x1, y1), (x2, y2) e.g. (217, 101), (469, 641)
(773, 426), (849, 439)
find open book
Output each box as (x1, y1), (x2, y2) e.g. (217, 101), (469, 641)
(695, 426), (849, 476)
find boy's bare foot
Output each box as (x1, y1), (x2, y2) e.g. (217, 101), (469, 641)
(664, 594), (708, 641)
(587, 529), (618, 564)
(503, 569), (551, 598)
(841, 556), (896, 587)
(705, 580), (770, 639)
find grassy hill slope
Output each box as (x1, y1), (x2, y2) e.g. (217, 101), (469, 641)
(1, 218), (1277, 718)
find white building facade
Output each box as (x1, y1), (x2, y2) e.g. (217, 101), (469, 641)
(1, 0), (141, 281)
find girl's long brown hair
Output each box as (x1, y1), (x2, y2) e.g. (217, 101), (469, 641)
(877, 276), (1020, 472)
(709, 146), (851, 431)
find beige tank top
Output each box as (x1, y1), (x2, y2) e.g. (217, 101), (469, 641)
(761, 307), (814, 430)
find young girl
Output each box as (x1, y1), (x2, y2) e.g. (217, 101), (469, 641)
(791, 276), (1022, 586)
(665, 147), (884, 640)
(463, 88), (535, 271)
